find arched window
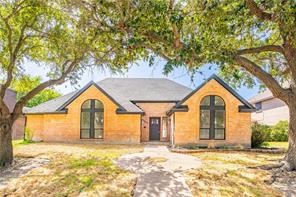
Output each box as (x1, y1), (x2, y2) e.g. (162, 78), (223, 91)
(200, 95), (225, 140)
(80, 99), (104, 139)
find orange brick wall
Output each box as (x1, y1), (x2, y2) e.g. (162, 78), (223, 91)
(26, 85), (141, 143)
(136, 102), (175, 142)
(174, 79), (251, 147)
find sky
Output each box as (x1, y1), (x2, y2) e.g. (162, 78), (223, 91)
(23, 58), (260, 100)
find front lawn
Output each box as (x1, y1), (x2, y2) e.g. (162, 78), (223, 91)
(263, 141), (289, 150)
(186, 152), (285, 196)
(1, 142), (143, 196)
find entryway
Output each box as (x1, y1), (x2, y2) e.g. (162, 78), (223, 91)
(149, 117), (160, 141)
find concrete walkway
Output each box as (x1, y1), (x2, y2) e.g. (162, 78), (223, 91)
(117, 145), (201, 197)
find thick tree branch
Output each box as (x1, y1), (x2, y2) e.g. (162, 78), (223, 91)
(0, 23), (29, 99)
(235, 55), (290, 101)
(0, 16), (13, 97)
(238, 45), (284, 55)
(168, 0), (183, 50)
(0, 96), (10, 117)
(12, 59), (81, 119)
(245, 0), (274, 21)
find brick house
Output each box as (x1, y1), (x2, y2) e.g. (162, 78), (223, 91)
(24, 75), (255, 147)
(248, 90), (289, 125)
(3, 89), (25, 139)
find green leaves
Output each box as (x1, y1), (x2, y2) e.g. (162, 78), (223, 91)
(92, 0), (294, 89)
(11, 75), (61, 107)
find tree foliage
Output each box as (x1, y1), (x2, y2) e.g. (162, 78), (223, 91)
(0, 0), (143, 118)
(79, 0), (295, 89)
(0, 0), (144, 167)
(77, 0), (296, 169)
(12, 75), (61, 107)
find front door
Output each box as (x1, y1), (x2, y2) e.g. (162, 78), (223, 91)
(149, 117), (160, 141)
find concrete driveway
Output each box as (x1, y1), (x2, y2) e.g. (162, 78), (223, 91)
(117, 145), (201, 197)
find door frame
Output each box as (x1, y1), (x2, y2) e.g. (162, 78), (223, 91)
(149, 117), (161, 141)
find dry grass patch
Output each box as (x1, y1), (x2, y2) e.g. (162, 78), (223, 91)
(186, 152), (284, 197)
(146, 157), (168, 163)
(1, 143), (143, 196)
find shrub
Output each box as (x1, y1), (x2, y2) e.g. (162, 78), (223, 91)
(271, 121), (288, 141)
(251, 123), (268, 148)
(24, 127), (34, 142)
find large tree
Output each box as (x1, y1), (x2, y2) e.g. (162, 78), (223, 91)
(81, 0), (296, 170)
(0, 0), (142, 167)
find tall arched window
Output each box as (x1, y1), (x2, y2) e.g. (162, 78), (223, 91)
(200, 95), (225, 140)
(80, 99), (104, 139)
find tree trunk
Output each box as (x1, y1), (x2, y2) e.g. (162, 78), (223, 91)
(0, 116), (13, 167)
(284, 101), (296, 171)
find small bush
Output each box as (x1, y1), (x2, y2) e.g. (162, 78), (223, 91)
(251, 123), (268, 148)
(262, 126), (273, 141)
(271, 121), (288, 141)
(24, 127), (34, 142)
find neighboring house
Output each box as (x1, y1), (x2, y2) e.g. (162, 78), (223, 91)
(248, 90), (289, 125)
(3, 89), (25, 139)
(24, 75), (255, 147)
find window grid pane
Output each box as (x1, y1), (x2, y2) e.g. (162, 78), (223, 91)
(81, 129), (90, 138)
(214, 96), (225, 106)
(200, 110), (210, 128)
(82, 100), (91, 109)
(215, 129), (225, 140)
(200, 129), (210, 139)
(94, 112), (104, 129)
(95, 100), (104, 109)
(215, 110), (225, 128)
(201, 96), (211, 106)
(81, 112), (90, 129)
(94, 129), (103, 138)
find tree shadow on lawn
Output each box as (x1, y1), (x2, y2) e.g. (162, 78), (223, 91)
(1, 153), (136, 196)
(0, 156), (50, 188)
(1, 143), (143, 196)
(185, 151), (288, 196)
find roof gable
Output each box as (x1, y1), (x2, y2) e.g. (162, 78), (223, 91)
(57, 81), (126, 111)
(176, 75), (255, 110)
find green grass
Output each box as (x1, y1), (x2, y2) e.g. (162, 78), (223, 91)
(263, 141), (288, 150)
(12, 140), (36, 146)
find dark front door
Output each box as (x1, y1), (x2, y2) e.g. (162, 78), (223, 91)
(149, 117), (160, 141)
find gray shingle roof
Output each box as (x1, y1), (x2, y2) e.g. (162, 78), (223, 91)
(248, 90), (273, 104)
(25, 78), (192, 114)
(24, 91), (78, 113)
(97, 78), (192, 101)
